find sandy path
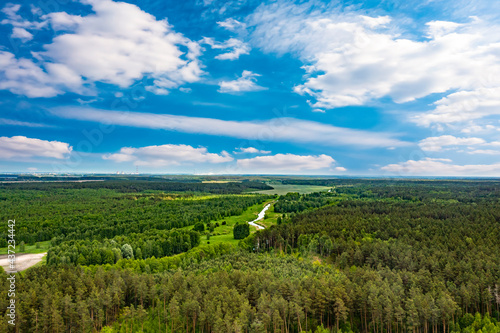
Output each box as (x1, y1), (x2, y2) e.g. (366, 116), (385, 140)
(0, 252), (46, 272)
(248, 203), (271, 230)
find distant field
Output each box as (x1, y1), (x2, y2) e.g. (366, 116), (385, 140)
(251, 184), (332, 195)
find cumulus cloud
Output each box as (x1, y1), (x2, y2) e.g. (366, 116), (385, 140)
(412, 87), (500, 127)
(234, 147), (271, 154)
(218, 70), (265, 93)
(0, 0), (202, 97)
(0, 51), (83, 97)
(418, 135), (485, 152)
(43, 11), (83, 31)
(247, 2), (500, 123)
(0, 136), (72, 159)
(103, 144), (233, 167)
(11, 27), (33, 41)
(51, 107), (407, 148)
(381, 157), (500, 176)
(236, 153), (336, 174)
(202, 37), (250, 60)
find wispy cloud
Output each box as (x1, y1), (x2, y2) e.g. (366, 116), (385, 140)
(0, 118), (54, 128)
(50, 106), (408, 148)
(217, 18), (246, 32)
(202, 37), (250, 60)
(218, 70), (265, 93)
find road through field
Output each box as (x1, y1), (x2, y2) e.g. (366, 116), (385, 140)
(0, 252), (46, 272)
(248, 203), (271, 230)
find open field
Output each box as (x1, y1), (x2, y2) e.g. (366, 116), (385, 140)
(251, 184), (332, 195)
(0, 240), (50, 255)
(0, 252), (46, 271)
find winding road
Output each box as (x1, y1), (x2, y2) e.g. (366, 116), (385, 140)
(248, 203), (271, 230)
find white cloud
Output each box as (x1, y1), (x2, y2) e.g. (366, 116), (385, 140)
(0, 118), (52, 127)
(51, 107), (408, 148)
(0, 136), (72, 159)
(11, 27), (33, 41)
(381, 157), (500, 176)
(43, 0), (202, 94)
(218, 70), (265, 93)
(0, 0), (202, 97)
(418, 135), (500, 154)
(413, 87), (500, 127)
(461, 124), (499, 134)
(335, 166), (347, 172)
(43, 11), (83, 31)
(234, 147), (271, 154)
(0, 51), (76, 97)
(418, 135), (485, 152)
(217, 18), (246, 32)
(202, 37), (250, 60)
(103, 144), (233, 167)
(247, 2), (500, 121)
(1, 3), (47, 30)
(236, 153), (336, 174)
(467, 149), (500, 155)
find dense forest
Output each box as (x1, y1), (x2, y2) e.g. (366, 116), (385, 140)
(0, 186), (271, 246)
(1, 179), (500, 332)
(47, 228), (201, 265)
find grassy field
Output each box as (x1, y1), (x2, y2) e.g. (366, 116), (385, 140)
(251, 184), (332, 195)
(191, 199), (275, 246)
(0, 240), (50, 255)
(259, 204), (281, 228)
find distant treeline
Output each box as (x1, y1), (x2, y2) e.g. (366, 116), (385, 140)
(280, 177), (500, 188)
(0, 179), (273, 194)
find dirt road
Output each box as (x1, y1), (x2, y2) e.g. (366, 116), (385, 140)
(0, 252), (46, 272)
(248, 203), (271, 230)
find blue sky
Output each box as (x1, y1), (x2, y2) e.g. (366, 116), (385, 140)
(1, 0), (500, 176)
